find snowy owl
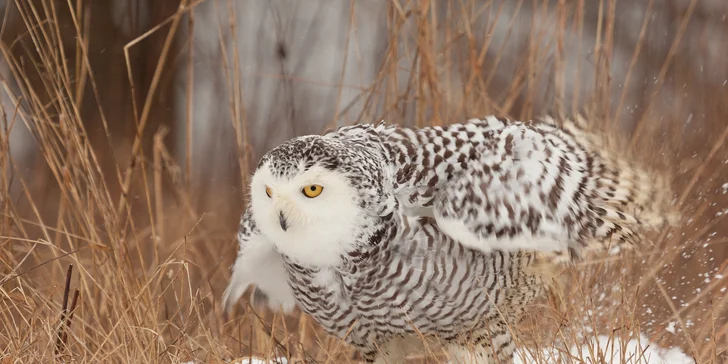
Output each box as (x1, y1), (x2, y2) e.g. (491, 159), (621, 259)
(222, 115), (672, 363)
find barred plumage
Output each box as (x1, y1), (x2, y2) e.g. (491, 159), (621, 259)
(222, 116), (672, 363)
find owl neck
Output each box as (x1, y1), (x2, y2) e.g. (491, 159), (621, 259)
(275, 214), (397, 271)
(338, 214), (398, 273)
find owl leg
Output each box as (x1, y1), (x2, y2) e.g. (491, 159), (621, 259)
(445, 343), (495, 364)
(446, 323), (515, 364)
(366, 335), (420, 364)
(371, 350), (406, 364)
(362, 349), (404, 364)
(445, 342), (514, 364)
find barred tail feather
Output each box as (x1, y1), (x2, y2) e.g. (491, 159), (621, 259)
(559, 115), (678, 255)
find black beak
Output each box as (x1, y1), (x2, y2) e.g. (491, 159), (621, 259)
(278, 211), (288, 231)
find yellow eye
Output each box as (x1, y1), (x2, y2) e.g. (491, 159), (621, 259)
(265, 186), (272, 198)
(302, 185), (323, 198)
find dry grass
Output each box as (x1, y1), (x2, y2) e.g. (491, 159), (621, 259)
(1, 0), (727, 363)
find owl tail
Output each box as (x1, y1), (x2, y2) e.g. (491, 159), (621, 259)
(557, 116), (680, 256)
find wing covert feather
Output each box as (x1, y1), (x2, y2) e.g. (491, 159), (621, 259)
(380, 116), (674, 257)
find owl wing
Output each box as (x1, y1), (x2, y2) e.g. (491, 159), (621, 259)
(222, 206), (297, 316)
(431, 117), (673, 257)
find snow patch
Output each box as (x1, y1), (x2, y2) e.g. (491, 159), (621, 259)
(180, 358), (287, 364)
(514, 333), (694, 364)
(666, 321), (677, 334)
(230, 359), (287, 364)
(180, 336), (692, 364)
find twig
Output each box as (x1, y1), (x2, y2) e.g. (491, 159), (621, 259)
(60, 289), (80, 351)
(246, 303), (319, 364)
(54, 264), (73, 356)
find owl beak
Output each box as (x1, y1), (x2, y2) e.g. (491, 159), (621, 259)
(278, 211), (288, 231)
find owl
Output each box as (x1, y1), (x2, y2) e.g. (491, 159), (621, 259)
(222, 115), (672, 363)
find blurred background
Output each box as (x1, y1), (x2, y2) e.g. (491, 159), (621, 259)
(1, 0), (727, 362)
(5, 0), (727, 209)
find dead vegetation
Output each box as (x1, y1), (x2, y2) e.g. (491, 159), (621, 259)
(0, 0), (727, 363)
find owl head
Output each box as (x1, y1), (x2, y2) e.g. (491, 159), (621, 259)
(249, 128), (396, 266)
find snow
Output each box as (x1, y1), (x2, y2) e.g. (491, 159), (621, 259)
(181, 359), (288, 364)
(514, 333), (694, 364)
(666, 321), (677, 334)
(230, 359), (287, 364)
(179, 335), (693, 364)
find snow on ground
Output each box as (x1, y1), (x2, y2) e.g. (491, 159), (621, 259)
(514, 333), (694, 364)
(181, 334), (693, 363)
(229, 359), (288, 364)
(181, 359), (288, 364)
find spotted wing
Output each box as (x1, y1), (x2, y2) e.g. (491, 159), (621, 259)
(431, 117), (672, 257)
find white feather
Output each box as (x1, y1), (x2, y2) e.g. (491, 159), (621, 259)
(250, 162), (364, 267)
(222, 235), (296, 314)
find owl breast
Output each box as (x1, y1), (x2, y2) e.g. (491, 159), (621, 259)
(280, 216), (545, 352)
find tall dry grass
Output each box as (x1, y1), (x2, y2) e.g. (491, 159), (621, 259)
(1, 0), (727, 363)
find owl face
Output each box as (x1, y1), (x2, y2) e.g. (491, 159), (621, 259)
(250, 135), (387, 267)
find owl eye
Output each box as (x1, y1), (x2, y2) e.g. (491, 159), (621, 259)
(302, 185), (323, 198)
(265, 186), (272, 198)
